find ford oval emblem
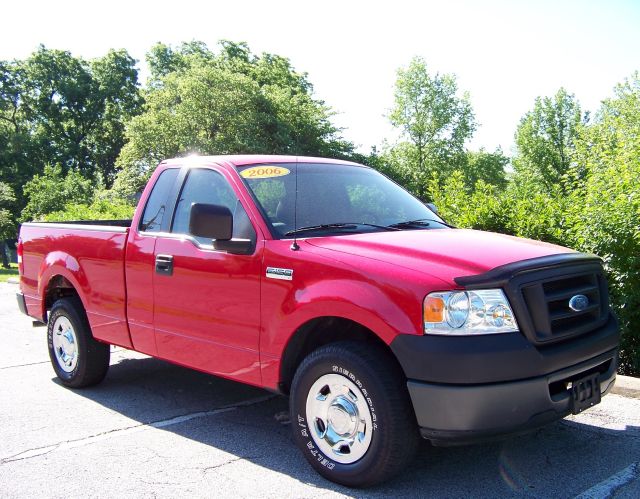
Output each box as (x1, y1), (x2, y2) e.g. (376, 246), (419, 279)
(569, 294), (589, 312)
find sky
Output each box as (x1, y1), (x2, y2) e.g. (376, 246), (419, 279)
(2, 0), (639, 155)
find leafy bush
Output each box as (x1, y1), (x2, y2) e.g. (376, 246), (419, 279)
(428, 171), (565, 243)
(21, 165), (93, 221)
(42, 198), (134, 222)
(564, 75), (640, 374)
(21, 164), (135, 223)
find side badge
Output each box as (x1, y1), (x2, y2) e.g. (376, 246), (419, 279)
(266, 267), (294, 281)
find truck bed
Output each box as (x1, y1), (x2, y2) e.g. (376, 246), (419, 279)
(20, 221), (133, 348)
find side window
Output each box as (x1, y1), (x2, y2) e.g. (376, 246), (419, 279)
(139, 168), (179, 232)
(172, 168), (256, 245)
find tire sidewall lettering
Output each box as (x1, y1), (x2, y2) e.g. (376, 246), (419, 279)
(297, 363), (378, 469)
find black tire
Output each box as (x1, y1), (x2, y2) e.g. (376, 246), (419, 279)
(47, 297), (110, 388)
(290, 341), (419, 487)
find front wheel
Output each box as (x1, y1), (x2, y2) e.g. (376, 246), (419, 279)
(47, 297), (110, 388)
(290, 341), (419, 487)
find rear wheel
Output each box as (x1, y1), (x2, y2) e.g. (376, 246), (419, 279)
(290, 341), (419, 487)
(47, 297), (110, 388)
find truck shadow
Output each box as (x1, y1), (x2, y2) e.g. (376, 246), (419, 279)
(55, 352), (640, 498)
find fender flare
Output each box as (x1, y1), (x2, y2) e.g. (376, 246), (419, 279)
(37, 251), (88, 318)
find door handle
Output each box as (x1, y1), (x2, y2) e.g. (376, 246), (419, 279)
(155, 254), (174, 276)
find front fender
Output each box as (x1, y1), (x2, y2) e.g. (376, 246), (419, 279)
(259, 275), (423, 389)
(286, 278), (417, 344)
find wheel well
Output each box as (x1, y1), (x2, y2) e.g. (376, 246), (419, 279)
(279, 317), (394, 394)
(44, 275), (80, 321)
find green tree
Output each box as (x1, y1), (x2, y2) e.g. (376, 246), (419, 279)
(21, 165), (94, 221)
(0, 59), (38, 212)
(114, 65), (264, 195)
(146, 41), (214, 87)
(114, 41), (353, 196)
(86, 49), (144, 181)
(0, 46), (142, 233)
(15, 46), (142, 182)
(461, 148), (509, 189)
(514, 88), (583, 191)
(0, 181), (15, 267)
(385, 57), (475, 199)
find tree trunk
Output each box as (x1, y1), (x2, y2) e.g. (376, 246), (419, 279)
(0, 240), (8, 269)
(417, 143), (425, 200)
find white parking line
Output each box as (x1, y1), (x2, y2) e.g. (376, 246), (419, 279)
(574, 462), (639, 499)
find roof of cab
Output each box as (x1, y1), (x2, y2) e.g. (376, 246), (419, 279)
(159, 154), (363, 168)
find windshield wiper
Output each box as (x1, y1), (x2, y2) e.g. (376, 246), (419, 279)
(387, 218), (455, 229)
(285, 222), (399, 237)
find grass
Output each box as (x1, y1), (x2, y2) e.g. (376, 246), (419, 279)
(0, 263), (18, 283)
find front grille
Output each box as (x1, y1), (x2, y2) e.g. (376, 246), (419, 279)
(518, 266), (610, 345)
(455, 254), (613, 346)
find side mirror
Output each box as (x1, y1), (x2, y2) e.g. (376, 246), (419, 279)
(426, 202), (438, 214)
(189, 203), (233, 240)
(189, 203), (253, 255)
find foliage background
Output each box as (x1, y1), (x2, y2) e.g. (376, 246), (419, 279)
(1, 42), (638, 374)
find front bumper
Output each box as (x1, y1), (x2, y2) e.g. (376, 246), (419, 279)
(408, 349), (617, 445)
(390, 315), (619, 445)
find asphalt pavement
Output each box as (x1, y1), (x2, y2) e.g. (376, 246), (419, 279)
(1, 281), (639, 498)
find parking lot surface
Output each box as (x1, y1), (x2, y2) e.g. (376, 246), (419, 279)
(1, 282), (639, 498)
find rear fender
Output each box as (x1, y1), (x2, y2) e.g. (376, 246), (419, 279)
(37, 251), (133, 348)
(37, 252), (87, 320)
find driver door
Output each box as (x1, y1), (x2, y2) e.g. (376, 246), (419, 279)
(152, 167), (262, 385)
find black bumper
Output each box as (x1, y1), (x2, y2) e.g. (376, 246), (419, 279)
(409, 349), (616, 445)
(390, 316), (619, 445)
(16, 292), (28, 316)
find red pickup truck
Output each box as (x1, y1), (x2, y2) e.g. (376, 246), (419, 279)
(17, 155), (619, 487)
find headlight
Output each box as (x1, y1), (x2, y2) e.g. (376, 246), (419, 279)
(424, 289), (518, 335)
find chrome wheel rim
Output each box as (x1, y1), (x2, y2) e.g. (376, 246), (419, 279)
(305, 373), (373, 464)
(52, 316), (78, 373)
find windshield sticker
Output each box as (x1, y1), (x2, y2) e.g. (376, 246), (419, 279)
(241, 166), (290, 179)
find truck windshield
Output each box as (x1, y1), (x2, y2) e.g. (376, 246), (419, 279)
(238, 162), (448, 238)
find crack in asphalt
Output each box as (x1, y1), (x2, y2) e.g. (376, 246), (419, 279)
(139, 478), (199, 487)
(0, 394), (275, 465)
(201, 456), (256, 473)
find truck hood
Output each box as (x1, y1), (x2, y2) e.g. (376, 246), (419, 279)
(305, 228), (575, 286)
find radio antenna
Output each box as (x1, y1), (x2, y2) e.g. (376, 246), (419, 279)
(290, 157), (300, 251)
